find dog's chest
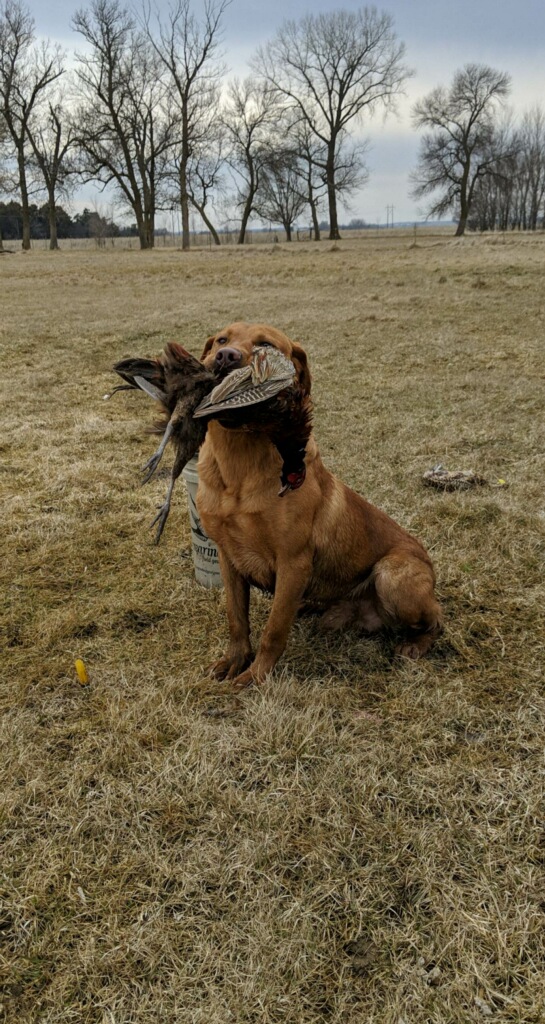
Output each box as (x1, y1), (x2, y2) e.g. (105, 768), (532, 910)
(198, 500), (277, 591)
(226, 537), (276, 592)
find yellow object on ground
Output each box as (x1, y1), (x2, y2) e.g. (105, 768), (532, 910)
(74, 659), (89, 685)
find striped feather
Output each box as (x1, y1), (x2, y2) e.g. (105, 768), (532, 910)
(193, 347), (294, 418)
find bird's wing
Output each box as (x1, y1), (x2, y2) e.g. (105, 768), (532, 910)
(192, 365), (252, 412)
(193, 376), (293, 418)
(193, 349), (295, 418)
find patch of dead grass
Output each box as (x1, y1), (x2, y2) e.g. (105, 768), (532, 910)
(1, 233), (544, 1022)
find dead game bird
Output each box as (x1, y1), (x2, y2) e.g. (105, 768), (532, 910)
(113, 342), (216, 540)
(111, 343), (312, 542)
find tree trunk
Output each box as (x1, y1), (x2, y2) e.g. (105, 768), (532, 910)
(455, 160), (471, 236)
(179, 154), (190, 251)
(306, 168), (321, 240)
(455, 213), (467, 236)
(131, 194), (153, 249)
(191, 199), (221, 244)
(238, 196), (253, 245)
(138, 222), (154, 249)
(48, 188), (59, 250)
(141, 178), (155, 249)
(309, 196), (320, 241)
(529, 192), (539, 230)
(18, 149), (31, 251)
(326, 146), (340, 240)
(455, 187), (468, 235)
(284, 222), (292, 242)
(144, 211), (155, 248)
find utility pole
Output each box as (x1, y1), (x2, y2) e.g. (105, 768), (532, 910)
(386, 204), (395, 228)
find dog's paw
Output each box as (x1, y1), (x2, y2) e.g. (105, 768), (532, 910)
(395, 641), (422, 660)
(207, 651), (252, 680)
(229, 667), (257, 692)
(395, 635), (434, 660)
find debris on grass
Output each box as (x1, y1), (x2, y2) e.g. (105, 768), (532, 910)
(423, 463), (488, 489)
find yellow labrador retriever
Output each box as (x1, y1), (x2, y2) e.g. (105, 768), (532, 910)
(197, 322), (442, 689)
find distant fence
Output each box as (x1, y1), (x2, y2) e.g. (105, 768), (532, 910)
(1, 226), (426, 251)
(5, 224), (541, 253)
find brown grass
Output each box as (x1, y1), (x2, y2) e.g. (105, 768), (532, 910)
(1, 231), (544, 1023)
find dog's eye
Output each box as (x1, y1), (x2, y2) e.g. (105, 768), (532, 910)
(216, 337), (228, 345)
(258, 341), (274, 348)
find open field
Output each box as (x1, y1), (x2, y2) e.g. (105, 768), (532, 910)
(1, 232), (544, 1023)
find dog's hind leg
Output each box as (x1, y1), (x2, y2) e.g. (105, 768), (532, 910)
(373, 552), (442, 659)
(318, 600), (357, 632)
(319, 593), (384, 634)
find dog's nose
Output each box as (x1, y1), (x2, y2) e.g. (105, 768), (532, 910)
(215, 346), (242, 370)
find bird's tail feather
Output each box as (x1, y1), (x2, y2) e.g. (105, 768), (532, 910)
(113, 357), (167, 402)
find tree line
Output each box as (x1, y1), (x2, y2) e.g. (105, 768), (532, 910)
(0, 201), (132, 239)
(1, 0), (544, 251)
(0, 198), (371, 241)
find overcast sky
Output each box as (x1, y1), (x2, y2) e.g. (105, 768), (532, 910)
(30, 0), (545, 226)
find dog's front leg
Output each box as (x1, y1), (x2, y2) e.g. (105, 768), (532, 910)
(230, 554), (312, 691)
(208, 548), (253, 680)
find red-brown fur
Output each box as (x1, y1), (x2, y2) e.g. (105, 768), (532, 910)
(197, 322), (442, 689)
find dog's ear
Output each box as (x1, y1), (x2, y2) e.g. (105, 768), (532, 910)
(291, 342), (311, 395)
(200, 335), (215, 361)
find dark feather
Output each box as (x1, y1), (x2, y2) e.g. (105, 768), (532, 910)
(113, 357), (167, 400)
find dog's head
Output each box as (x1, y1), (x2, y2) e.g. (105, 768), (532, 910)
(200, 322), (311, 396)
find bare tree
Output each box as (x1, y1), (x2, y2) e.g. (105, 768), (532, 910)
(143, 0), (229, 250)
(411, 63), (511, 236)
(162, 138), (225, 244)
(291, 123), (326, 240)
(256, 148), (306, 241)
(73, 0), (177, 249)
(466, 114), (518, 231)
(26, 96), (75, 249)
(186, 138), (226, 243)
(307, 134), (368, 237)
(519, 106), (545, 230)
(0, 0), (63, 249)
(279, 124), (368, 240)
(222, 76), (279, 244)
(255, 7), (409, 240)
(469, 107), (545, 232)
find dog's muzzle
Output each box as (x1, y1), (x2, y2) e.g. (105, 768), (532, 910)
(214, 347), (243, 371)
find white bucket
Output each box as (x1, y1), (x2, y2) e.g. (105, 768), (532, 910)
(181, 456), (223, 588)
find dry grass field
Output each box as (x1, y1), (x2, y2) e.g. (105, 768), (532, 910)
(1, 231), (544, 1023)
